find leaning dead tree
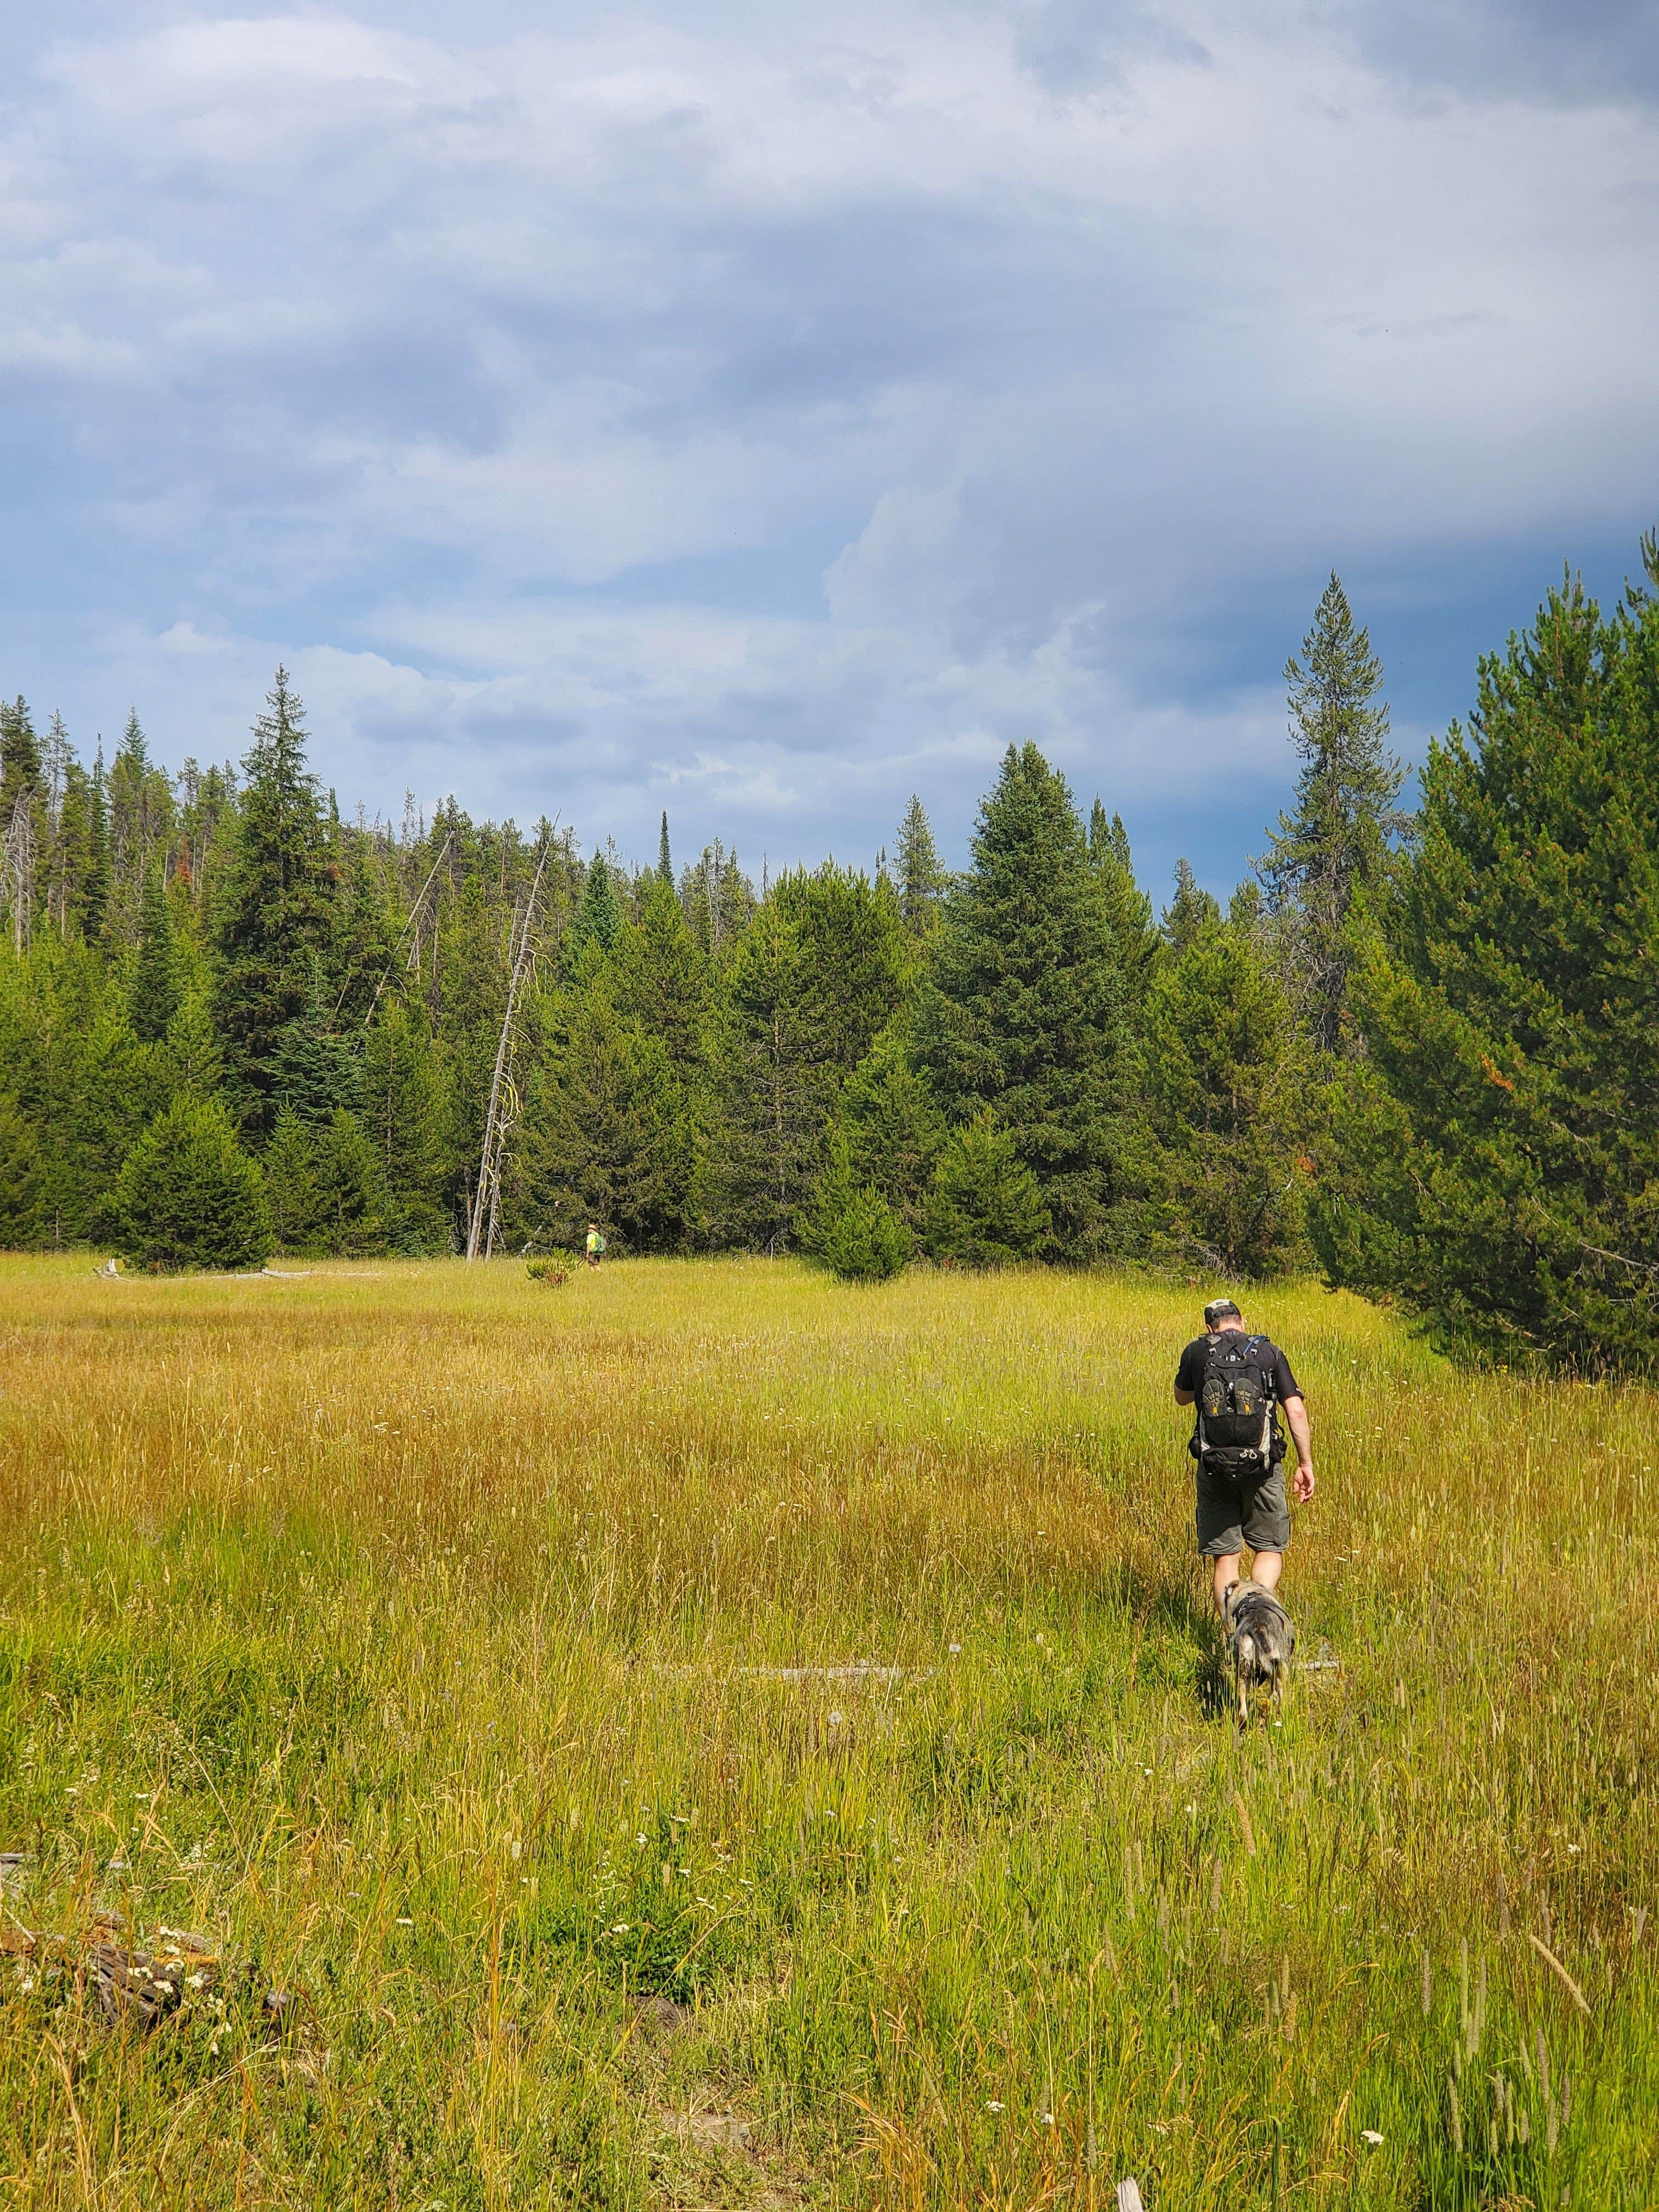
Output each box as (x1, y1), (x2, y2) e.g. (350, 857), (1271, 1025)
(466, 830), (555, 1261)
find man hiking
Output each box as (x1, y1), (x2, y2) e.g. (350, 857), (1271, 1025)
(1174, 1297), (1314, 1613)
(585, 1222), (606, 1269)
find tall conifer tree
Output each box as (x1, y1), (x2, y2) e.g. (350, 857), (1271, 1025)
(1315, 541), (1659, 1373)
(212, 671), (335, 1126)
(129, 867), (179, 1042)
(1257, 574), (1406, 1052)
(913, 743), (1131, 1256)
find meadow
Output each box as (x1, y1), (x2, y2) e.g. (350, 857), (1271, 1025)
(0, 1254), (1653, 2210)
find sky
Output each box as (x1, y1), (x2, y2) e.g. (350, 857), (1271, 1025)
(3, 1), (1657, 896)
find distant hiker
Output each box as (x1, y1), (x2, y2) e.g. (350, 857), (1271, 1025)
(1173, 1297), (1314, 1615)
(585, 1223), (606, 1269)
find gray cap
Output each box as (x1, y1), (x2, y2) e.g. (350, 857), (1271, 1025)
(1203, 1296), (1242, 1325)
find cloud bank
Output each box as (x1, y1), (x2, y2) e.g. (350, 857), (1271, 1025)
(2, 1), (1656, 889)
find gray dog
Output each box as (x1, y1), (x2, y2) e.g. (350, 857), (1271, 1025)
(1221, 1579), (1295, 1727)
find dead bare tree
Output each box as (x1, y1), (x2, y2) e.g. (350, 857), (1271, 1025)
(4, 793), (36, 956)
(466, 830), (556, 1261)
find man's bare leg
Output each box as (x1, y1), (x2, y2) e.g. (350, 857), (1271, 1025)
(1251, 1550), (1283, 1595)
(1211, 1551), (1242, 1614)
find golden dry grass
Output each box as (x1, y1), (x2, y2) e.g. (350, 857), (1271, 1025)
(0, 1253), (1654, 2208)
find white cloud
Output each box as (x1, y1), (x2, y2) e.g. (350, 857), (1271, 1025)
(1, 2), (1655, 890)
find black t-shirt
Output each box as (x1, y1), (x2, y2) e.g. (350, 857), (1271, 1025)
(1175, 1333), (1301, 1402)
(1176, 1332), (1301, 1465)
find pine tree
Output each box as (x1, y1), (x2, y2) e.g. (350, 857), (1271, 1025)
(1141, 894), (1308, 1277)
(522, 980), (690, 1252)
(212, 671), (335, 1126)
(83, 750), (111, 943)
(1162, 859), (1221, 955)
(894, 795), (947, 940)
(923, 1110), (1051, 1267)
(567, 853), (624, 967)
(829, 1023), (945, 1233)
(1257, 574), (1407, 1052)
(162, 991), (225, 1101)
(1088, 800), (1160, 1004)
(0, 1091), (43, 1249)
(913, 743), (1131, 1257)
(269, 961), (363, 1123)
(129, 867), (179, 1042)
(658, 811), (673, 884)
(705, 867), (908, 1248)
(310, 1109), (388, 1256)
(1313, 541), (1659, 1373)
(106, 1094), (273, 1271)
(802, 1137), (911, 1280)
(331, 831), (400, 1024)
(679, 842), (755, 962)
(105, 709), (176, 943)
(263, 1107), (324, 1251)
(362, 998), (454, 1251)
(607, 870), (710, 1085)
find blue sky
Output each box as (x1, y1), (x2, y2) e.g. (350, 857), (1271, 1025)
(3, 1), (1657, 898)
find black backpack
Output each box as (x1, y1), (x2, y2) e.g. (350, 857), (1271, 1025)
(1194, 1334), (1279, 1480)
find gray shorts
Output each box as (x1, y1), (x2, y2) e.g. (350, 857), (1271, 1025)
(1196, 1461), (1290, 1558)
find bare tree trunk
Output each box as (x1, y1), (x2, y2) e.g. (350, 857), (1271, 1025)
(467, 833), (555, 1261)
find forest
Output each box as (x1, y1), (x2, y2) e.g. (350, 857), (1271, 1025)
(4, 539), (1659, 1375)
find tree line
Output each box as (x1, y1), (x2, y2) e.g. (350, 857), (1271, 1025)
(4, 534), (1658, 1373)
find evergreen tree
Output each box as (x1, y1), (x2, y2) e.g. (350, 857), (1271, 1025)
(923, 1110), (1051, 1267)
(1314, 543), (1659, 1373)
(83, 749), (111, 943)
(705, 866), (907, 1249)
(802, 1138), (911, 1281)
(129, 867), (179, 1042)
(607, 870), (710, 1084)
(263, 1107), (324, 1251)
(212, 670), (335, 1128)
(310, 1109), (389, 1257)
(894, 794), (947, 941)
(106, 1094), (273, 1271)
(522, 980), (689, 1251)
(331, 831), (400, 1024)
(361, 997), (455, 1251)
(1141, 895), (1307, 1277)
(1161, 859), (1221, 955)
(658, 811), (673, 884)
(105, 709), (175, 942)
(0, 696), (42, 813)
(162, 991), (226, 1101)
(913, 743), (1131, 1257)
(269, 961), (362, 1123)
(1088, 800), (1160, 1005)
(1257, 574), (1407, 1052)
(567, 853), (624, 967)
(830, 1022), (945, 1233)
(679, 842), (756, 962)
(0, 1091), (43, 1249)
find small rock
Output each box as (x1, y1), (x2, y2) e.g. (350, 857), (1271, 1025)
(633, 1993), (690, 2038)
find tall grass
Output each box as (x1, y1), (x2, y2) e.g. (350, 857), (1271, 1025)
(0, 1254), (1653, 2208)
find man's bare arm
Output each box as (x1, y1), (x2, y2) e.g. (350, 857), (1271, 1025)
(1174, 1385), (1194, 1407)
(1282, 1392), (1314, 1501)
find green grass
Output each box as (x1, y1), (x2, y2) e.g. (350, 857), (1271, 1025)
(0, 1254), (1654, 2208)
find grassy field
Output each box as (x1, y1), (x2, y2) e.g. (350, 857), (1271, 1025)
(0, 1254), (1654, 2210)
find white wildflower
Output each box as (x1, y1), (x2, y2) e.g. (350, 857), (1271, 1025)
(1360, 2129), (1383, 2147)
